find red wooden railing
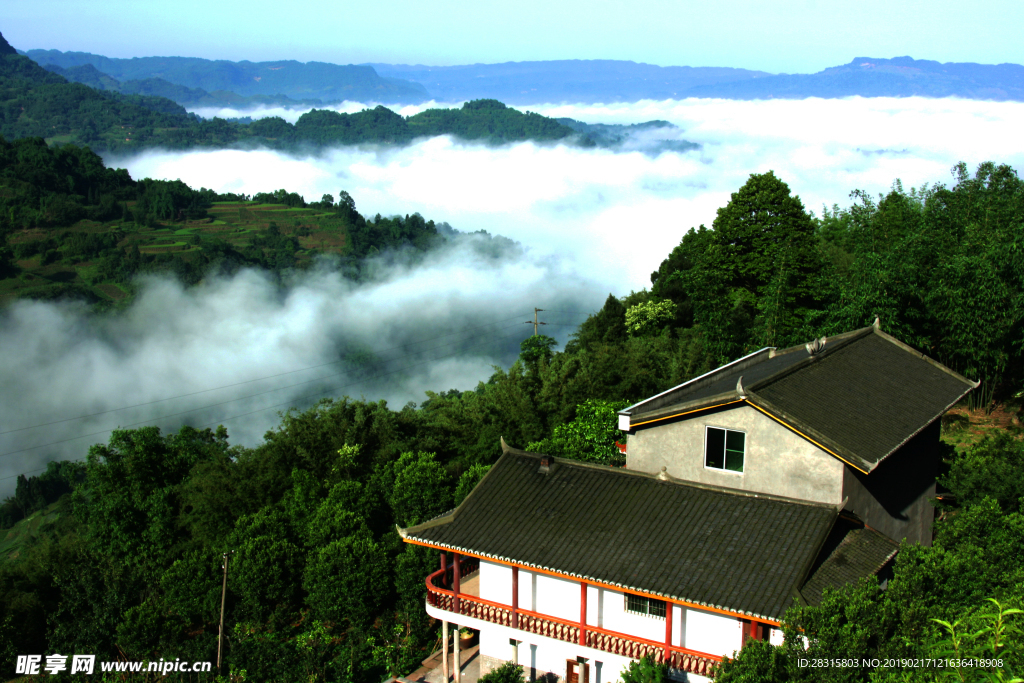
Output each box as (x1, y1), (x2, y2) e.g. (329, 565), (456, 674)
(425, 559), (721, 678)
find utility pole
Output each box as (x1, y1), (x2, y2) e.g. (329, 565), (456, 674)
(524, 308), (547, 336)
(217, 551), (234, 676)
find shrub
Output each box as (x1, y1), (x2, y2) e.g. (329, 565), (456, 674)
(480, 661), (526, 683)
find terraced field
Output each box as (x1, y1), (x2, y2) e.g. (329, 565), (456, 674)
(0, 499), (61, 563)
(0, 201), (351, 305)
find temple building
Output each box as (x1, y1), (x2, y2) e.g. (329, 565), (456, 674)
(398, 323), (976, 682)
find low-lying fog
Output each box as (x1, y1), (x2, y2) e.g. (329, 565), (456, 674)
(153, 96), (1024, 290)
(0, 238), (597, 492)
(3, 96), (1023, 493)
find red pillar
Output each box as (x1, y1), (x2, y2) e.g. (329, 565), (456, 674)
(440, 552), (448, 587)
(453, 552), (461, 615)
(511, 566), (519, 630)
(741, 619), (762, 646)
(664, 602), (673, 662)
(579, 581), (588, 646)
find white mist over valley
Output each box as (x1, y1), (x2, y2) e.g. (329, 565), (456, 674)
(3, 96), (1023, 493)
(143, 96), (1024, 290)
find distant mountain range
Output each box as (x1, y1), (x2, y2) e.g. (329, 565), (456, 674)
(39, 62), (326, 109)
(687, 57), (1024, 101)
(21, 49), (429, 103)
(371, 57), (1024, 104)
(368, 60), (772, 103)
(18, 46), (1024, 107)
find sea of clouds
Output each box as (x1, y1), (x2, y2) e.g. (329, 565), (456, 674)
(3, 96), (1023, 493)
(146, 96), (1024, 290)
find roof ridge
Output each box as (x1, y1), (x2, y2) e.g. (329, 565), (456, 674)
(620, 346), (773, 416)
(769, 325), (873, 357)
(623, 327), (878, 424)
(628, 392), (744, 426)
(748, 326), (977, 470)
(501, 446), (839, 510)
(745, 326), (874, 394)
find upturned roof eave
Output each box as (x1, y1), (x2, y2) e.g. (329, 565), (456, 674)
(618, 346), (774, 417)
(627, 390), (747, 427)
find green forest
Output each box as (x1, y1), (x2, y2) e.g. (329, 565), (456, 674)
(2, 139), (1024, 681)
(0, 38), (574, 154)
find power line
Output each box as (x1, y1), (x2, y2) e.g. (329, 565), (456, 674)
(0, 312), (533, 437)
(0, 466), (47, 483)
(539, 310), (594, 315)
(524, 307), (547, 336)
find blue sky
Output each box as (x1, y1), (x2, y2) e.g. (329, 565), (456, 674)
(5, 0), (1023, 72)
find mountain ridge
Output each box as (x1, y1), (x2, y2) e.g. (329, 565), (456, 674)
(685, 56), (1024, 100)
(21, 45), (1024, 104)
(21, 49), (429, 103)
(373, 56), (1024, 103)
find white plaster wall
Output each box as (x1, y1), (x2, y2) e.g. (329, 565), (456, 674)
(473, 561), (735, 680)
(673, 604), (684, 648)
(480, 624), (635, 683)
(769, 627), (784, 647)
(626, 404), (845, 505)
(684, 609), (743, 658)
(480, 560), (513, 604)
(534, 572), (581, 622)
(481, 563), (595, 624)
(598, 587), (670, 644)
(479, 561), (743, 657)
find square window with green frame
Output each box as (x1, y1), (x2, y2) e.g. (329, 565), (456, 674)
(704, 426), (745, 473)
(624, 594), (666, 619)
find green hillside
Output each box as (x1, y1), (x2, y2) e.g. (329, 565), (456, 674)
(1, 41), (575, 154)
(0, 135), (452, 308)
(0, 500), (63, 564)
(0, 43), (193, 154)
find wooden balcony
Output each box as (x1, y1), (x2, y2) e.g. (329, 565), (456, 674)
(425, 557), (721, 678)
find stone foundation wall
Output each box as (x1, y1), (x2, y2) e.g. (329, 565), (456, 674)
(479, 655), (503, 677)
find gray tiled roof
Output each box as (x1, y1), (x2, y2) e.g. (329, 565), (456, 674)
(402, 448), (838, 621)
(799, 518), (899, 606)
(624, 326), (977, 471)
(625, 346), (807, 418)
